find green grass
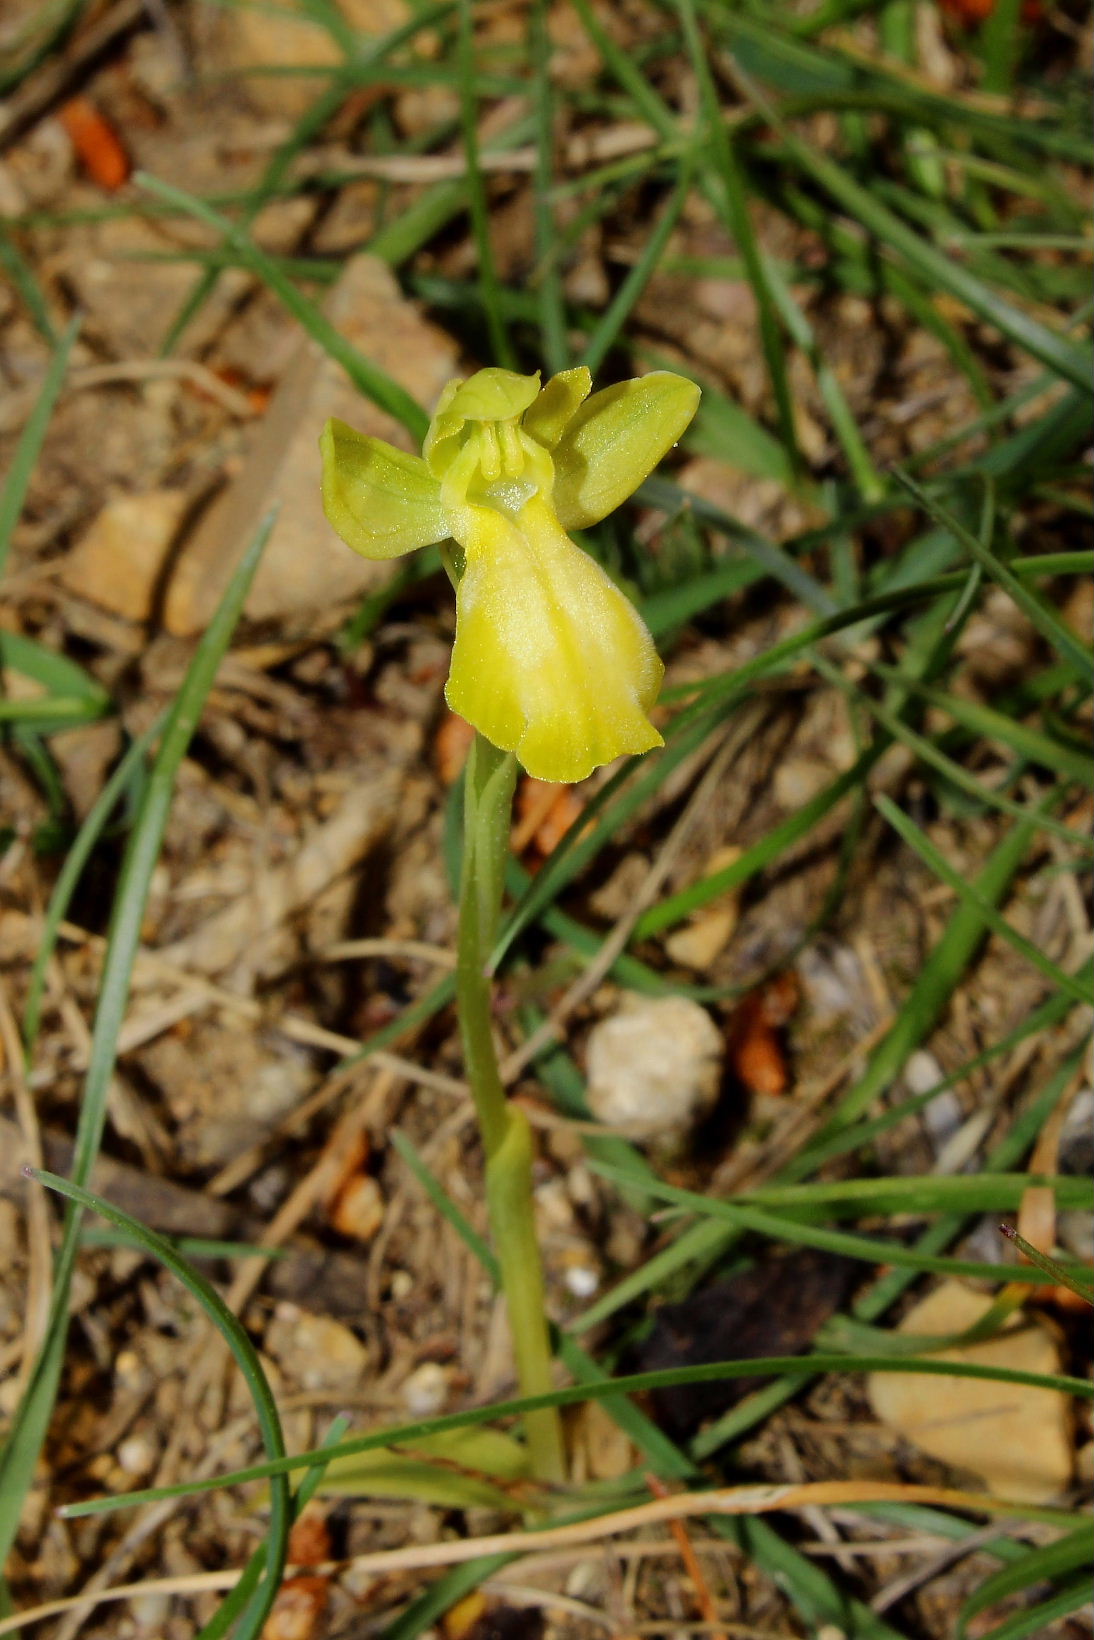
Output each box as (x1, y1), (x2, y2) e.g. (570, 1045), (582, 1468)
(1, 0), (1091, 1635)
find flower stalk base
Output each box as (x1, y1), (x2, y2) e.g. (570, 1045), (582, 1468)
(456, 733), (567, 1484)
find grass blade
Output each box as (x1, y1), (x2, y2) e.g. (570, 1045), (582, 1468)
(894, 471), (1094, 680)
(57, 1350), (1094, 1518)
(456, 0), (514, 369)
(0, 510), (272, 1576)
(31, 1170), (290, 1640)
(814, 800), (1042, 1135)
(725, 61), (1094, 392)
(875, 794), (1088, 1005)
(22, 716), (164, 1054)
(0, 315), (79, 580)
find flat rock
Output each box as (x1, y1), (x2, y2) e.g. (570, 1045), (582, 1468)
(867, 1280), (1074, 1504)
(264, 1305), (369, 1394)
(61, 489), (189, 622)
(664, 844), (742, 973)
(211, 0), (408, 118)
(164, 255), (459, 635)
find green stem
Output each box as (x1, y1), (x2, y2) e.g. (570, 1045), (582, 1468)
(456, 733), (567, 1483)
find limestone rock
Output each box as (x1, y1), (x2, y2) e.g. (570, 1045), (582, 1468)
(585, 995), (723, 1143)
(164, 256), (458, 635)
(212, 0), (408, 118)
(264, 1304), (369, 1393)
(62, 489), (189, 623)
(867, 1280), (1074, 1504)
(664, 845), (742, 973)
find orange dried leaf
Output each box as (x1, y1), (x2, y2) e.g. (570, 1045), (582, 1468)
(728, 991), (788, 1097)
(262, 1577), (329, 1640)
(513, 777), (584, 856)
(287, 1505), (332, 1567)
(323, 1131), (369, 1208)
(512, 777), (560, 853)
(329, 1173), (384, 1242)
(59, 96), (130, 191)
(534, 786), (583, 855)
(442, 1591), (487, 1640)
(435, 710), (475, 785)
(759, 969), (800, 1028)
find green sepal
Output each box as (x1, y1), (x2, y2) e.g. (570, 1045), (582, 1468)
(320, 418), (447, 560)
(551, 371), (701, 530)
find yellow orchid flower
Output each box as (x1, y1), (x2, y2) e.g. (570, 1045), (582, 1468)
(320, 365), (700, 783)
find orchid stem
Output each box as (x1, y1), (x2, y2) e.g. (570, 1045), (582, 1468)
(456, 733), (567, 1484)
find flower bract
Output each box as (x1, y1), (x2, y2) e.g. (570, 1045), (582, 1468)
(320, 365), (700, 783)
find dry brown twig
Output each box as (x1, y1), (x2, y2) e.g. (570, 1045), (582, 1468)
(0, 1479), (1039, 1638)
(0, 979), (52, 1400)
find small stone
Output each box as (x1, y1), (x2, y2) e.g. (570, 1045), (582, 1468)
(867, 1280), (1074, 1503)
(798, 943), (875, 1030)
(389, 1269), (413, 1301)
(665, 845), (742, 973)
(585, 995), (723, 1142)
(61, 489), (189, 622)
(212, 0), (407, 117)
(903, 1049), (943, 1098)
(562, 1259), (599, 1300)
(773, 756), (834, 811)
(402, 1361), (450, 1419)
(922, 1088), (963, 1150)
(330, 1174), (384, 1242)
(116, 1434), (158, 1479)
(264, 1306), (369, 1393)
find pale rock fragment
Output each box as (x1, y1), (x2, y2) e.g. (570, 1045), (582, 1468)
(330, 1173), (384, 1242)
(402, 1362), (450, 1419)
(211, 0), (408, 117)
(664, 844), (742, 972)
(567, 1399), (636, 1483)
(585, 994), (723, 1143)
(265, 1304), (369, 1393)
(61, 489), (189, 623)
(867, 1280), (1074, 1504)
(50, 721), (124, 821)
(773, 755), (834, 811)
(164, 256), (459, 634)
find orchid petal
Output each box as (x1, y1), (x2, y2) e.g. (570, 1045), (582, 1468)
(551, 371), (701, 530)
(523, 366), (592, 449)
